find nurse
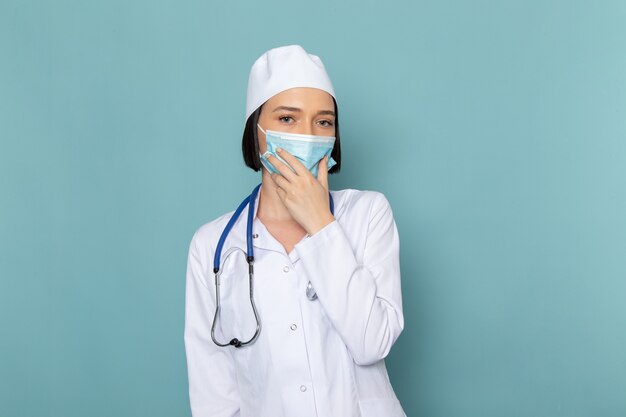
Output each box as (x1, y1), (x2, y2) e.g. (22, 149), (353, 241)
(184, 44), (406, 417)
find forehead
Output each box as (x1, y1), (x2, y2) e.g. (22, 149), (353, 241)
(265, 87), (334, 109)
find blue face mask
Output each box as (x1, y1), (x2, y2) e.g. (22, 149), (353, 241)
(257, 124), (337, 177)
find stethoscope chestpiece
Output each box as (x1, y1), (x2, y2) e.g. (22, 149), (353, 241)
(306, 281), (318, 301)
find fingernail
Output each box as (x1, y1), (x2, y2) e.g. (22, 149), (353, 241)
(276, 147), (282, 153)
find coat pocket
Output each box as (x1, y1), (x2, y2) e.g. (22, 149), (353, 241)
(358, 397), (406, 417)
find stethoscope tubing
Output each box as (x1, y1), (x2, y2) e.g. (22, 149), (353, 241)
(211, 182), (333, 348)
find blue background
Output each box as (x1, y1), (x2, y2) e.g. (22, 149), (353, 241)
(1, 1), (625, 416)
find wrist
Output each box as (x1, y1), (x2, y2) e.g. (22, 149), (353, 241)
(306, 213), (335, 236)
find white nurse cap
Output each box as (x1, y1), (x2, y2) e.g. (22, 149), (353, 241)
(245, 44), (336, 121)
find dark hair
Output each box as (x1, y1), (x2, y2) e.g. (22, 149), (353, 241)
(241, 97), (341, 173)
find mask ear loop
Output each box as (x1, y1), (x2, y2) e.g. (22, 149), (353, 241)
(257, 124), (275, 172)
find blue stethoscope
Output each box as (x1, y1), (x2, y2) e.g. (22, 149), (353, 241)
(211, 183), (334, 348)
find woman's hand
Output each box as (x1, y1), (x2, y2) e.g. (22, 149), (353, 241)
(265, 148), (335, 235)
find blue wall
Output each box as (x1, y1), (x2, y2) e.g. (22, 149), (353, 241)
(1, 1), (625, 416)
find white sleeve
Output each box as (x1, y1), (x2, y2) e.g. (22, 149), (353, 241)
(294, 192), (404, 366)
(184, 231), (241, 417)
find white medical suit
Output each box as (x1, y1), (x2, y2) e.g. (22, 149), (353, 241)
(184, 187), (405, 417)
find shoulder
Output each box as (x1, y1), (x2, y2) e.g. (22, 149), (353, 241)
(188, 210), (236, 257)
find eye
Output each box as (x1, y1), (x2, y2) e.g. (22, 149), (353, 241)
(317, 119), (334, 127)
(279, 115), (294, 123)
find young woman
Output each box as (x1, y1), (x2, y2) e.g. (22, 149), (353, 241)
(184, 44), (406, 417)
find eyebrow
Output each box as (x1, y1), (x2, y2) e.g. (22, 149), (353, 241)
(272, 106), (335, 117)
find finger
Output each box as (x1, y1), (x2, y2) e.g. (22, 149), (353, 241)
(275, 186), (287, 203)
(275, 148), (309, 177)
(270, 172), (292, 193)
(265, 153), (298, 182)
(317, 156), (329, 191)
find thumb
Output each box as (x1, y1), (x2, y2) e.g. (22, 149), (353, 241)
(317, 156), (329, 190)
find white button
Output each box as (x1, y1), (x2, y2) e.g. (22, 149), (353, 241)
(252, 233), (259, 239)
(300, 385), (307, 392)
(283, 266), (290, 273)
(290, 324), (297, 331)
